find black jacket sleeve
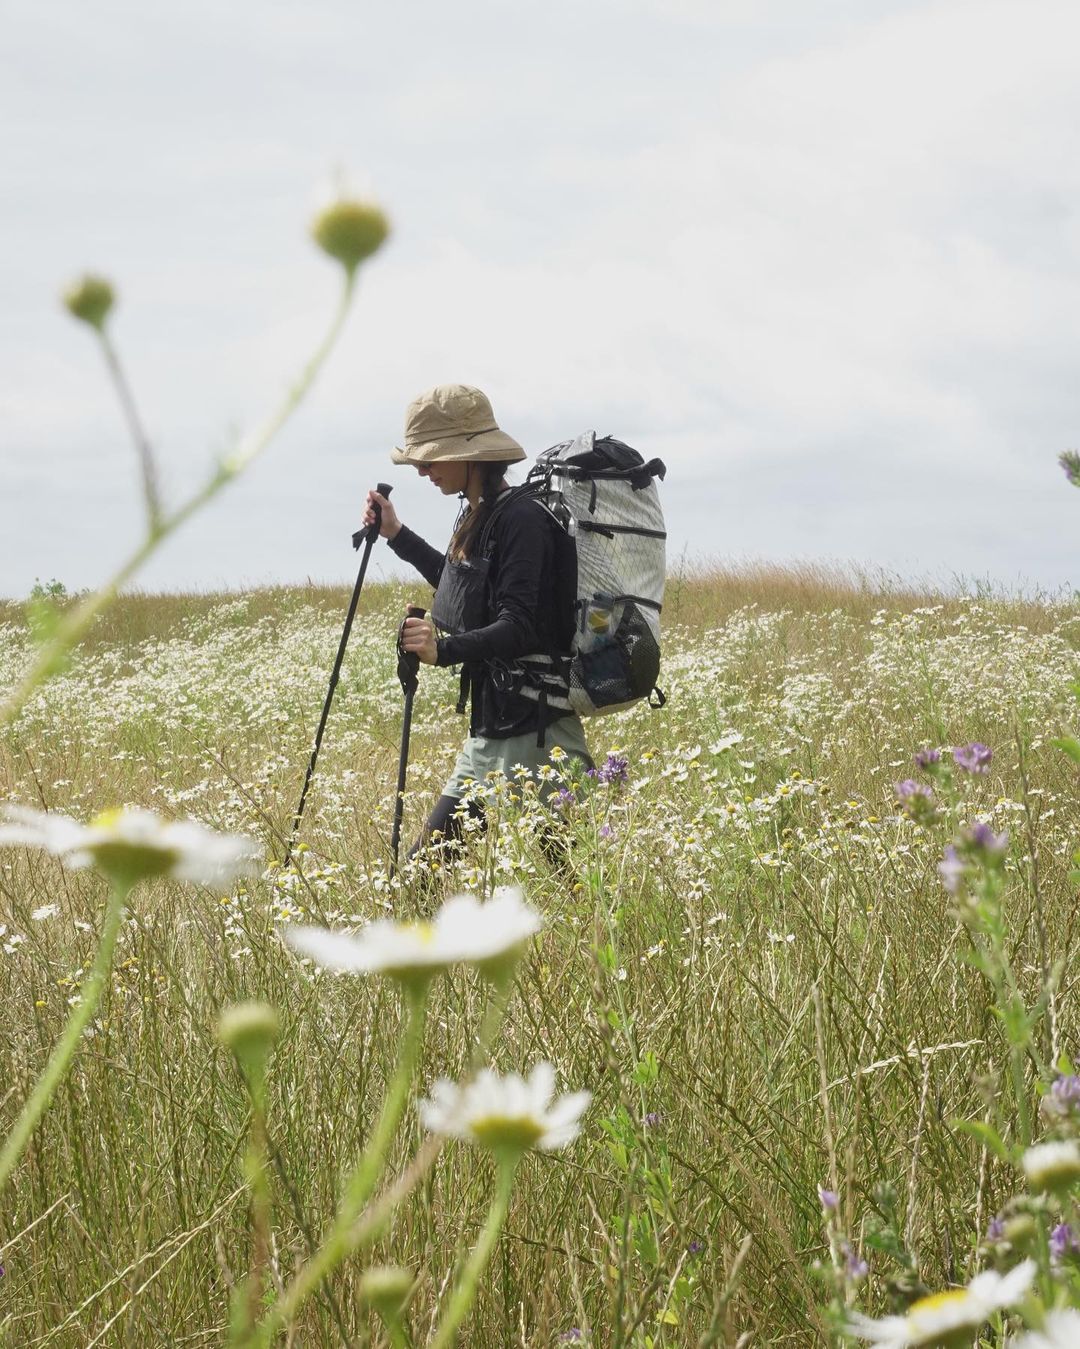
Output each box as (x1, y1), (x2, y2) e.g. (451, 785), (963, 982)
(435, 502), (551, 667)
(387, 524), (445, 590)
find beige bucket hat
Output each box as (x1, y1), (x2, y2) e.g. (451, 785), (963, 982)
(391, 384), (526, 465)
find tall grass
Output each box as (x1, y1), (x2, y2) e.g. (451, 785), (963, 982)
(2, 566), (1079, 1344)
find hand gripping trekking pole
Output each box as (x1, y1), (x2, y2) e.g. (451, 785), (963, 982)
(389, 604), (426, 877)
(284, 482), (393, 864)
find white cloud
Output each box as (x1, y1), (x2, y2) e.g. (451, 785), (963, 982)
(2, 0), (1079, 597)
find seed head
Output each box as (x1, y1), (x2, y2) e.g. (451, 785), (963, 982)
(62, 274), (115, 331)
(310, 199), (389, 274)
(358, 1265), (413, 1318)
(217, 1001), (280, 1078)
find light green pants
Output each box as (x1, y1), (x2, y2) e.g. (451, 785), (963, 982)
(442, 715), (594, 800)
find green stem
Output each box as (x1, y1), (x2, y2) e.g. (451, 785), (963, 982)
(385, 1321), (412, 1349)
(254, 984), (428, 1344)
(0, 877), (132, 1197)
(232, 1087), (273, 1347)
(429, 1154), (518, 1349)
(100, 328), (161, 529)
(1, 270), (356, 730)
(471, 975), (514, 1071)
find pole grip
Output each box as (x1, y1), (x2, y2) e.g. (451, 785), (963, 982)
(406, 604), (427, 620)
(353, 482), (393, 550)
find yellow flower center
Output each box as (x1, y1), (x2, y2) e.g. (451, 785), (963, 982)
(906, 1288), (980, 1342)
(911, 1291), (968, 1314)
(87, 811), (180, 882)
(470, 1115), (545, 1151)
(403, 922), (436, 944)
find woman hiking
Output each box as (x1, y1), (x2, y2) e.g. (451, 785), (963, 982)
(362, 383), (593, 857)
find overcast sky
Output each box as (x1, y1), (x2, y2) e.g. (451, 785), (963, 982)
(3, 0), (1079, 599)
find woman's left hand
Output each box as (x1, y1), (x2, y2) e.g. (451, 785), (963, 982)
(401, 616), (438, 665)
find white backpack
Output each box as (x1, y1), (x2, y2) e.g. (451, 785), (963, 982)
(512, 431), (667, 720)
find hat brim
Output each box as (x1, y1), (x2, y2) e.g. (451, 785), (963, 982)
(391, 427), (526, 465)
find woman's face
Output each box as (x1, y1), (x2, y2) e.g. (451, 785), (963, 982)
(415, 460), (470, 496)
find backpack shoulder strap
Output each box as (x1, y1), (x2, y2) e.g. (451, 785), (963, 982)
(476, 483), (552, 558)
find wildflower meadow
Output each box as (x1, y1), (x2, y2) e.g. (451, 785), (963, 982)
(3, 192), (1080, 1345)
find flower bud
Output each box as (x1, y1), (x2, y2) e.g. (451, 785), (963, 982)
(310, 200), (389, 274)
(1000, 1214), (1038, 1251)
(217, 1001), (280, 1078)
(358, 1264), (413, 1318)
(62, 274), (115, 331)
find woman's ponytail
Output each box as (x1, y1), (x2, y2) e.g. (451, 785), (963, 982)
(448, 461), (514, 560)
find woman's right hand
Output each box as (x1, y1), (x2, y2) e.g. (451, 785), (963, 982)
(363, 489), (401, 540)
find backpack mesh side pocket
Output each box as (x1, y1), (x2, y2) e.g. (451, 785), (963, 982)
(575, 601), (660, 710)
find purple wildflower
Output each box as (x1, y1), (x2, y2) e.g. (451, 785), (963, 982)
(1052, 1075), (1080, 1110)
(687, 1239), (705, 1255)
(1060, 450), (1080, 488)
(987, 1215), (1006, 1242)
(596, 753), (630, 786)
(914, 747), (941, 770)
(969, 821), (1008, 854)
(643, 1111), (664, 1128)
(599, 823), (615, 841)
(842, 1242), (868, 1282)
(953, 742), (993, 775)
(552, 787), (576, 811)
(559, 1331), (585, 1343)
(818, 1186), (839, 1212)
(938, 844), (965, 894)
(895, 779), (936, 823)
(1051, 1222), (1080, 1261)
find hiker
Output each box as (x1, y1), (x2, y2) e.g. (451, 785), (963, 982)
(361, 383), (594, 855)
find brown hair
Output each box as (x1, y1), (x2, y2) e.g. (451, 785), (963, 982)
(448, 461), (514, 560)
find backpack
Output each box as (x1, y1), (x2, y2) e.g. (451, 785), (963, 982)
(509, 431), (668, 723)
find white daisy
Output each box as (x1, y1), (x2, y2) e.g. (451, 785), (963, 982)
(418, 1062), (590, 1155)
(1011, 1309), (1080, 1347)
(1021, 1140), (1080, 1193)
(31, 904), (60, 921)
(285, 886), (541, 984)
(0, 805), (261, 886)
(847, 1261), (1035, 1346)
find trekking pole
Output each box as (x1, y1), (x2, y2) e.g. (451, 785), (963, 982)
(284, 482), (393, 865)
(389, 604), (427, 877)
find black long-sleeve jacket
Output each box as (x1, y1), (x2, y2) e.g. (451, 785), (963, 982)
(388, 494), (576, 738)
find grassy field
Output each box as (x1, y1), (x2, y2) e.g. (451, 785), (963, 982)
(2, 567), (1079, 1346)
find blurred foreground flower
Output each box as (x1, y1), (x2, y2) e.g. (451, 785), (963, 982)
(1013, 1308), (1080, 1347)
(62, 273), (115, 330)
(846, 1260), (1034, 1345)
(285, 886), (541, 986)
(1021, 1139), (1080, 1195)
(419, 1062), (590, 1156)
(0, 805), (260, 885)
(310, 198), (389, 274)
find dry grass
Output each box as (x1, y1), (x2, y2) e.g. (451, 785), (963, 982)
(1, 565), (1079, 1345)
